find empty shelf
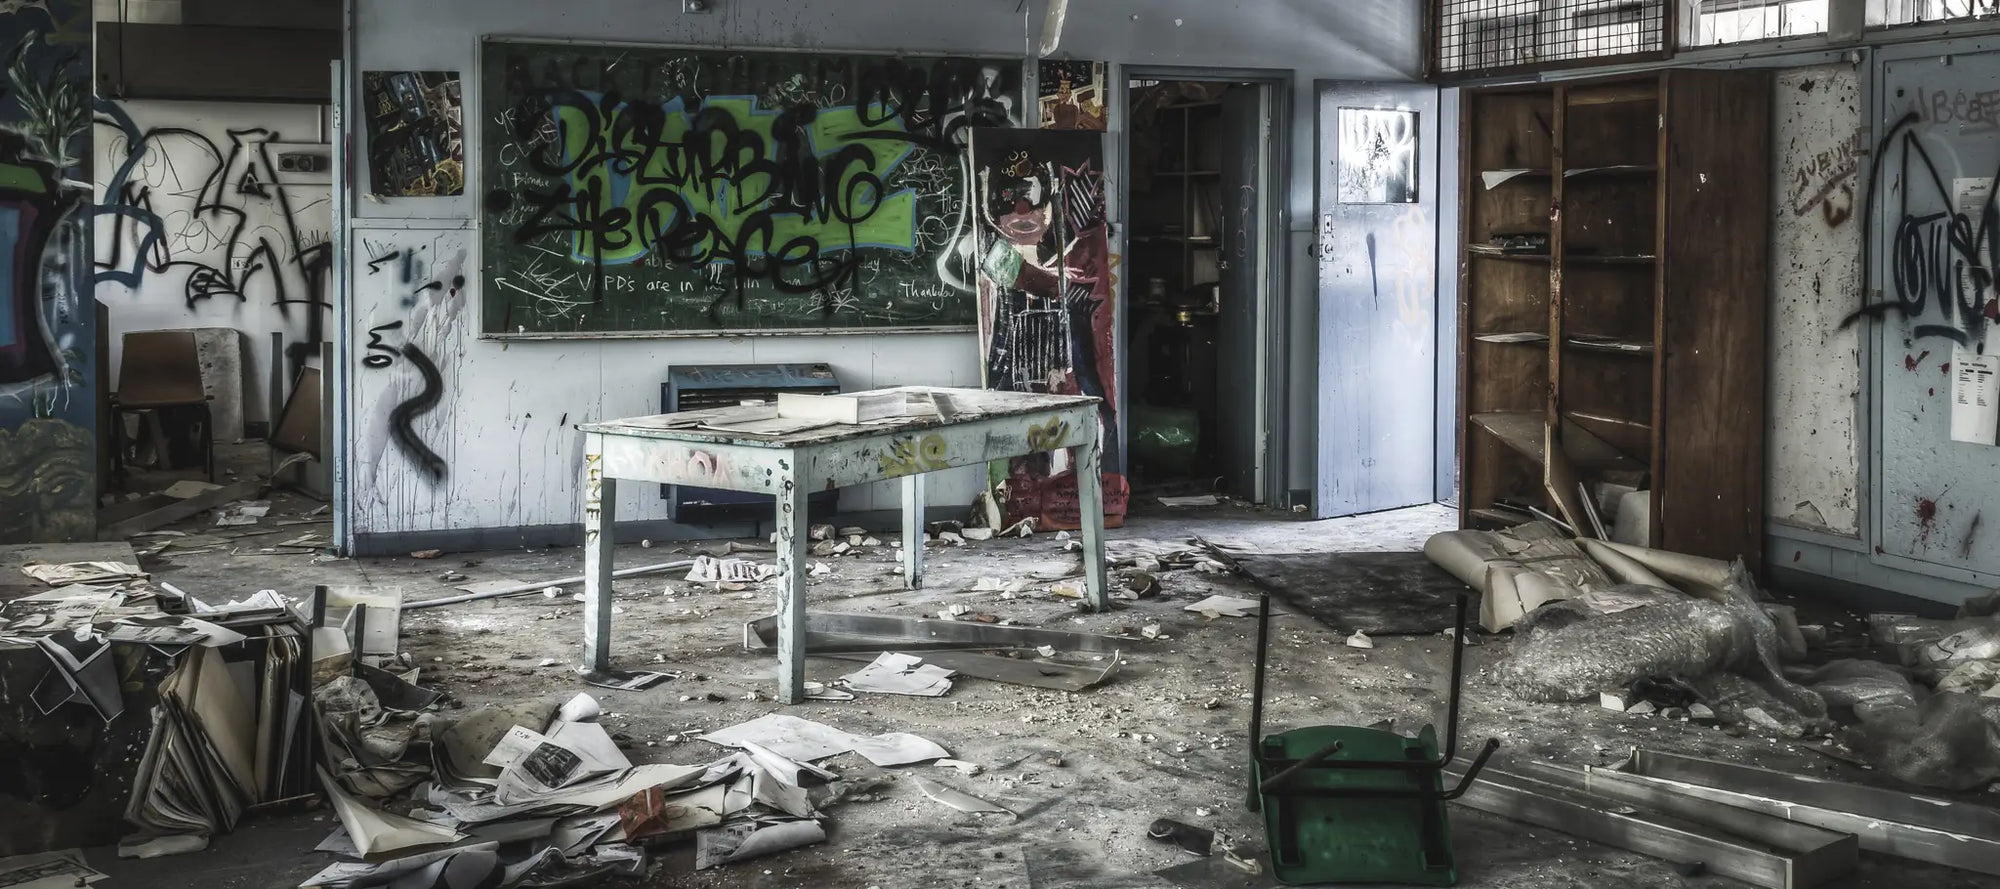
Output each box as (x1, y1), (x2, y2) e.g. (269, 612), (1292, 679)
(1468, 245), (1551, 261)
(1469, 410), (1646, 472)
(1565, 335), (1654, 355)
(1469, 507), (1535, 527)
(1475, 331), (1550, 345)
(1566, 254), (1656, 265)
(1469, 411), (1548, 462)
(1563, 164), (1657, 178)
(1481, 169), (1551, 189)
(1565, 410), (1652, 432)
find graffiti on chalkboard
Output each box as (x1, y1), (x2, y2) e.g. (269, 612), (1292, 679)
(481, 43), (1020, 334)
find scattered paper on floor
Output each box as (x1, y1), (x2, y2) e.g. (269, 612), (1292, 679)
(700, 713), (948, 766)
(839, 653), (955, 696)
(1183, 595), (1260, 618)
(0, 849), (106, 889)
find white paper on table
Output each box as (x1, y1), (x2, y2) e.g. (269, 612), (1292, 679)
(1951, 345), (2000, 445)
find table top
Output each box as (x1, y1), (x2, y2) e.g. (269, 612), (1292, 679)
(577, 386), (1100, 448)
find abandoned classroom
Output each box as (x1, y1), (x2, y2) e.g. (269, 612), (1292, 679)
(2, 0), (1999, 887)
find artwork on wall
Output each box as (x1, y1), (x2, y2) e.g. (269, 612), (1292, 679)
(0, 0), (94, 544)
(969, 127), (1128, 530)
(363, 71), (465, 197)
(480, 40), (1024, 336)
(1038, 60), (1106, 131)
(1337, 107), (1418, 204)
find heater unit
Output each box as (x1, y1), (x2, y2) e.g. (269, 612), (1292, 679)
(660, 363), (842, 523)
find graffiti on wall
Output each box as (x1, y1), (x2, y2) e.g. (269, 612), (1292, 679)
(91, 102), (333, 389)
(481, 42), (1020, 334)
(353, 234), (469, 529)
(0, 1), (92, 544)
(363, 71), (464, 197)
(1843, 110), (2000, 351)
(1786, 129), (1863, 227)
(1037, 60), (1105, 131)
(969, 126), (1128, 529)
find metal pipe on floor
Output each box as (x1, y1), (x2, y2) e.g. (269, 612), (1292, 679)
(404, 560), (697, 609)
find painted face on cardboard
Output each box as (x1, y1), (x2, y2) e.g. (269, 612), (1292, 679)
(990, 176), (1050, 247)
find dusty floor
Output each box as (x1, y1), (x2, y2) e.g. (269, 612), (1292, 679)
(80, 494), (2000, 889)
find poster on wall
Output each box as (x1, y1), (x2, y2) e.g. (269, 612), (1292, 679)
(1336, 107), (1418, 204)
(1038, 60), (1106, 131)
(969, 127), (1128, 529)
(363, 71), (465, 197)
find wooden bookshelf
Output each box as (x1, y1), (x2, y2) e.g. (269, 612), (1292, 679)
(1457, 71), (1771, 571)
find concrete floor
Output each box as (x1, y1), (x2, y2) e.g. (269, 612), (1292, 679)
(76, 496), (2000, 889)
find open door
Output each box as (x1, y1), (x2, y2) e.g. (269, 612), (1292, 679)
(1314, 81), (1440, 517)
(1215, 84), (1264, 501)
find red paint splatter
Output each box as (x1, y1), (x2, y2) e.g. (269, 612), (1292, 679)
(1931, 388), (1937, 397)
(1987, 298), (1999, 321)
(1874, 545), (1886, 555)
(1906, 354), (1920, 371)
(1943, 362), (1954, 375)
(1917, 497), (1940, 546)
(1793, 551), (1802, 563)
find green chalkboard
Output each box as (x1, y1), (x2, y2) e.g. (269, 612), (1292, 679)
(478, 39), (1023, 336)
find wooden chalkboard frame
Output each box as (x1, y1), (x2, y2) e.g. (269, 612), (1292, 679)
(474, 36), (1029, 340)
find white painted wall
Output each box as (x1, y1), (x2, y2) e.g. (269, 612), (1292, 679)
(93, 99), (332, 435)
(347, 0), (1424, 545)
(1767, 65), (1863, 537)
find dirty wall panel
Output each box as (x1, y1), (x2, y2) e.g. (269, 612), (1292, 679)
(1768, 66), (1864, 537)
(1874, 52), (2000, 572)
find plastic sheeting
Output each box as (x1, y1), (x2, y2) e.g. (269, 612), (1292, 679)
(1848, 692), (2000, 791)
(1496, 562), (1824, 718)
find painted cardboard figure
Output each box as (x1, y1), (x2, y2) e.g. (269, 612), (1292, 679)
(972, 128), (1128, 529)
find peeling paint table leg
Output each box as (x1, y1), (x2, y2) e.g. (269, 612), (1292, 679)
(773, 469), (812, 704)
(901, 471), (926, 589)
(1077, 432), (1110, 612)
(581, 435), (615, 673)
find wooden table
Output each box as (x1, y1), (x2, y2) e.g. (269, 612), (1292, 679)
(577, 386), (1110, 704)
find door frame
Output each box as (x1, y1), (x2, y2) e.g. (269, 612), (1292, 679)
(1114, 65), (1293, 504)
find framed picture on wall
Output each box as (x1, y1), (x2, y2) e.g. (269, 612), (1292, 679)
(1336, 107), (1418, 204)
(362, 71), (465, 197)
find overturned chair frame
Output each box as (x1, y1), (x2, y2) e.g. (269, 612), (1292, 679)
(1248, 591), (1501, 886)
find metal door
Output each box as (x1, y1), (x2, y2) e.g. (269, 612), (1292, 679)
(1873, 49), (2000, 578)
(1216, 84), (1264, 501)
(1314, 81), (1441, 517)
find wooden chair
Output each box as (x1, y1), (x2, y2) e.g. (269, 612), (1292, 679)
(112, 330), (214, 482)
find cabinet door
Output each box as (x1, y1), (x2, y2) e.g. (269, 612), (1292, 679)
(1314, 82), (1441, 517)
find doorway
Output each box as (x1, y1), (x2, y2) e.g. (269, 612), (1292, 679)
(1120, 76), (1278, 505)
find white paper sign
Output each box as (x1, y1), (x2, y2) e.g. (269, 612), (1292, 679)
(1951, 345), (2000, 445)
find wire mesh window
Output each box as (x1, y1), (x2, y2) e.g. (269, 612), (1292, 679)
(1685, 0), (1829, 45)
(1435, 0), (1670, 76)
(1871, 0), (2000, 25)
